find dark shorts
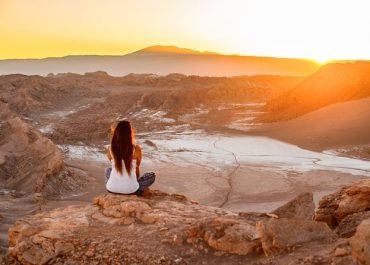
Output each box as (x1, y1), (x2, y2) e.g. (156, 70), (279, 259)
(105, 167), (156, 196)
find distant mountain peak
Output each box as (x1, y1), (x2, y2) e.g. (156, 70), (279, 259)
(138, 45), (218, 55)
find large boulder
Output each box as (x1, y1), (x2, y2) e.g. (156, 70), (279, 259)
(350, 218), (370, 265)
(315, 179), (370, 228)
(272, 192), (315, 220)
(257, 218), (337, 256)
(186, 217), (261, 255)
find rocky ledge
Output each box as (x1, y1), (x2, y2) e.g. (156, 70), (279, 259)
(2, 180), (370, 265)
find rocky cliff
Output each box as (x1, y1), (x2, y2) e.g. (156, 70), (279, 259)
(3, 179), (370, 265)
(0, 102), (88, 197)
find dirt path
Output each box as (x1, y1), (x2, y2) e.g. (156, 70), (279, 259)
(213, 138), (241, 208)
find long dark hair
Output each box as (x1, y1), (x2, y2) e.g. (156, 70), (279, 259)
(111, 120), (134, 175)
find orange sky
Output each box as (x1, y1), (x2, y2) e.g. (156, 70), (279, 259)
(1, 0), (370, 61)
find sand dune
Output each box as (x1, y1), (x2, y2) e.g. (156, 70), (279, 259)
(260, 61), (370, 122)
(254, 97), (370, 154)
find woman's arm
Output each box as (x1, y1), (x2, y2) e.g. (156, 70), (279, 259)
(134, 144), (142, 178)
(106, 146), (113, 161)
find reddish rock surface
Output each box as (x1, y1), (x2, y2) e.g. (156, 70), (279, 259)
(350, 218), (370, 265)
(3, 190), (365, 265)
(257, 218), (337, 256)
(272, 192), (315, 220)
(315, 179), (370, 228)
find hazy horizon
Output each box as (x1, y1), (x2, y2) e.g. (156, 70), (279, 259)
(2, 44), (370, 63)
(0, 45), (324, 61)
(2, 0), (370, 62)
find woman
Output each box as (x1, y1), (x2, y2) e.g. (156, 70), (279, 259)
(105, 120), (155, 195)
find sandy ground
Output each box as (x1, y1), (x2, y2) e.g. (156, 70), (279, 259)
(253, 97), (370, 158)
(51, 132), (369, 215)
(66, 159), (361, 214)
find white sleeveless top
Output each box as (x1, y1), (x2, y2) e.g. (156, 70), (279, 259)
(106, 150), (139, 194)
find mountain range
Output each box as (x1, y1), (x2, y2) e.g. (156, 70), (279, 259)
(0, 45), (321, 76)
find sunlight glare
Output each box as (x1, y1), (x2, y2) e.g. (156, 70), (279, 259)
(0, 0), (370, 60)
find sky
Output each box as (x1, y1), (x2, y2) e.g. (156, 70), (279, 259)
(1, 0), (370, 61)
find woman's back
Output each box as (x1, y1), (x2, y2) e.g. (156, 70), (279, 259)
(106, 140), (141, 194)
(106, 157), (139, 194)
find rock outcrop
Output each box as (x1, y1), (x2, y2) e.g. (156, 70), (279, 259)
(4, 190), (362, 265)
(0, 103), (88, 197)
(336, 211), (370, 238)
(257, 218), (336, 256)
(315, 179), (370, 233)
(0, 75), (96, 115)
(272, 192), (315, 220)
(350, 218), (370, 265)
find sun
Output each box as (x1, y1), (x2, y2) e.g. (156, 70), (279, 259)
(314, 56), (329, 64)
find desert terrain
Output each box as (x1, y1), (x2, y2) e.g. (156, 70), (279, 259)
(1, 60), (370, 258)
(0, 58), (370, 242)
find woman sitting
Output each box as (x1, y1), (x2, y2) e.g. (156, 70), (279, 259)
(105, 120), (155, 195)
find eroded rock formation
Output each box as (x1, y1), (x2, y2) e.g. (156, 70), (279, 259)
(4, 187), (368, 265)
(0, 103), (88, 197)
(315, 179), (370, 234)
